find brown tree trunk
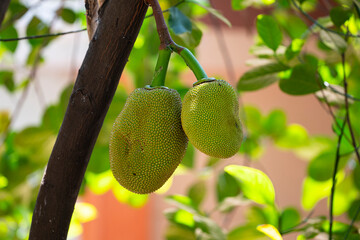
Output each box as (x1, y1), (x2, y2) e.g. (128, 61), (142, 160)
(29, 0), (148, 239)
(0, 0), (11, 28)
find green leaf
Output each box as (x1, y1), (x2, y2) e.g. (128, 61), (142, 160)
(319, 30), (347, 53)
(26, 16), (49, 46)
(187, 180), (206, 208)
(239, 136), (264, 160)
(279, 207), (301, 232)
(165, 209), (195, 229)
(285, 39), (304, 60)
(275, 124), (308, 149)
(216, 171), (241, 203)
(277, 14), (308, 39)
(347, 199), (360, 221)
(263, 109), (287, 138)
(354, 164), (360, 190)
(85, 171), (114, 195)
(165, 224), (196, 240)
(60, 8), (77, 24)
(193, 215), (226, 240)
(225, 165), (276, 205)
(228, 225), (268, 240)
(332, 175), (358, 215)
(166, 195), (198, 214)
(231, 0), (247, 10)
(307, 151), (346, 182)
(301, 172), (344, 210)
(170, 23), (202, 49)
(169, 7), (192, 34)
(112, 183), (148, 207)
(243, 105), (263, 135)
(0, 71), (15, 92)
(8, 2), (28, 22)
(256, 224), (283, 240)
(238, 62), (289, 91)
(330, 6), (352, 27)
(256, 15), (282, 52)
(279, 64), (324, 95)
(186, 0), (231, 27)
(0, 26), (18, 52)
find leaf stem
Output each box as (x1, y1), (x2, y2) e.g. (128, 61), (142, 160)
(150, 48), (172, 87)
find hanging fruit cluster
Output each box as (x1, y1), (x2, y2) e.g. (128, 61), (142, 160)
(109, 0), (243, 194)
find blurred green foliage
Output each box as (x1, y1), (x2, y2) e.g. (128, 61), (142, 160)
(0, 0), (360, 239)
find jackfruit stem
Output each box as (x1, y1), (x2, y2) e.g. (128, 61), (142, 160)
(150, 48), (172, 87)
(147, 0), (208, 81)
(170, 43), (208, 81)
(147, 0), (174, 49)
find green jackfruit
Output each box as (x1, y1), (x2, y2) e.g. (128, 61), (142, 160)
(109, 87), (188, 194)
(181, 79), (242, 158)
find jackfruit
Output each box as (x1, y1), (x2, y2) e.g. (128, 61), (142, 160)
(109, 86), (188, 194)
(181, 79), (242, 158)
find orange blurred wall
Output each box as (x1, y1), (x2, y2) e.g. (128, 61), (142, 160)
(82, 190), (151, 240)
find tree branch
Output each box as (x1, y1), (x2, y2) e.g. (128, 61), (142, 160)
(0, 0), (11, 28)
(0, 29), (86, 42)
(28, 0), (148, 239)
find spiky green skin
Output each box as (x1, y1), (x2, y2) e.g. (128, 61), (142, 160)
(109, 87), (188, 194)
(181, 79), (243, 158)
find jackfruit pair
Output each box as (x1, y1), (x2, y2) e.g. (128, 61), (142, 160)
(109, 79), (243, 194)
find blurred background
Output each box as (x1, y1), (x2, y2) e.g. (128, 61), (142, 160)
(1, 0), (359, 239)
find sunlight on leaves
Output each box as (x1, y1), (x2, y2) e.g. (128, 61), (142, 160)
(112, 184), (148, 208)
(301, 172), (344, 210)
(225, 165), (275, 205)
(86, 170), (114, 195)
(256, 224), (283, 240)
(73, 202), (97, 223)
(275, 124), (308, 149)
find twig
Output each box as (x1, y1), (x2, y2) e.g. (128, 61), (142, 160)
(145, 0), (186, 18)
(291, 0), (360, 38)
(329, 117), (346, 240)
(0, 29), (86, 42)
(146, 0), (174, 48)
(344, 202), (360, 240)
(327, 85), (360, 102)
(342, 53), (360, 164)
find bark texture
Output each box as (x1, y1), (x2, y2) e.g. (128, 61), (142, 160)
(29, 0), (148, 239)
(0, 0), (11, 28)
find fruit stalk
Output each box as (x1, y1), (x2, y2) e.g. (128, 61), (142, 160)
(170, 43), (208, 81)
(147, 0), (208, 81)
(150, 48), (172, 87)
(146, 0), (173, 49)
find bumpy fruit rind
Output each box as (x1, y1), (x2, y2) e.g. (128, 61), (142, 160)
(181, 79), (242, 158)
(109, 87), (188, 194)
